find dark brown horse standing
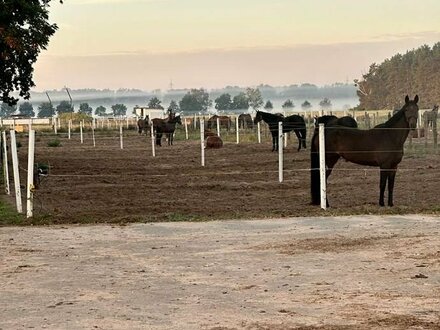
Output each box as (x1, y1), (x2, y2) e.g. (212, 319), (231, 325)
(423, 105), (438, 127)
(238, 113), (253, 129)
(137, 115), (150, 135)
(153, 115), (182, 146)
(311, 95), (419, 207)
(253, 110), (306, 152)
(207, 115), (232, 131)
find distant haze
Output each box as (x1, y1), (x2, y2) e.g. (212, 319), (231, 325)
(32, 0), (440, 91)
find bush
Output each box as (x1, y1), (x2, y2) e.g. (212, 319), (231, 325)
(47, 139), (61, 147)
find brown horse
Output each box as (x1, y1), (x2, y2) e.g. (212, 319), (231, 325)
(207, 115), (231, 131)
(423, 105), (438, 127)
(238, 114), (253, 129)
(137, 115), (150, 135)
(311, 95), (419, 207)
(152, 115), (182, 146)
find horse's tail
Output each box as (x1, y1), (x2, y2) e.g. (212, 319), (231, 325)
(300, 118), (307, 148)
(310, 132), (321, 205)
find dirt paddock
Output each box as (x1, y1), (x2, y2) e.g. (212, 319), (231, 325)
(1, 215), (440, 329)
(8, 131), (440, 223)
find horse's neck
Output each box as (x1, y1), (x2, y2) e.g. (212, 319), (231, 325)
(383, 109), (411, 146)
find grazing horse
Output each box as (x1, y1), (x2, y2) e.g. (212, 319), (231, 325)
(137, 115), (150, 135)
(238, 114), (253, 129)
(311, 95), (419, 207)
(253, 110), (307, 152)
(207, 115), (232, 131)
(423, 105), (438, 128)
(153, 115), (182, 146)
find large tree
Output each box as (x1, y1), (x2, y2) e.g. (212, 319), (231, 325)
(37, 102), (55, 118)
(95, 105), (107, 117)
(0, 0), (61, 105)
(179, 89), (211, 112)
(147, 96), (164, 109)
(78, 102), (93, 115)
(56, 100), (73, 114)
(231, 92), (249, 110)
(246, 87), (264, 110)
(0, 102), (17, 117)
(18, 101), (35, 117)
(214, 93), (232, 111)
(112, 104), (127, 116)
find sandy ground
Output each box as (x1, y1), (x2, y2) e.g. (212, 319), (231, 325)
(1, 215), (440, 329)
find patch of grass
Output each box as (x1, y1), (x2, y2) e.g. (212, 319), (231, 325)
(47, 139), (61, 147)
(0, 198), (25, 226)
(166, 213), (205, 222)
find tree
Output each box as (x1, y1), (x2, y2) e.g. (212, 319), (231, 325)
(78, 102), (92, 115)
(95, 105), (107, 117)
(282, 99), (294, 109)
(0, 103), (17, 117)
(231, 92), (249, 110)
(111, 104), (127, 116)
(147, 97), (164, 109)
(319, 98), (332, 109)
(246, 87), (264, 110)
(18, 102), (35, 117)
(264, 100), (273, 110)
(0, 1), (61, 105)
(301, 100), (312, 110)
(214, 93), (232, 111)
(167, 100), (179, 113)
(56, 100), (73, 114)
(37, 102), (55, 118)
(179, 89), (212, 113)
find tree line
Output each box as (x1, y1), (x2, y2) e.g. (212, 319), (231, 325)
(0, 87), (338, 118)
(355, 42), (440, 110)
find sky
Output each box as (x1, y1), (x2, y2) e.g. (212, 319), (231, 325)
(32, 0), (440, 91)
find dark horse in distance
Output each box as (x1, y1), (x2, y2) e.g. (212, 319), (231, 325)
(311, 95), (419, 207)
(152, 115), (182, 146)
(253, 110), (307, 152)
(137, 115), (150, 135)
(238, 113), (253, 129)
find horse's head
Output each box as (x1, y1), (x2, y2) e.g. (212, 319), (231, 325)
(253, 111), (262, 124)
(174, 115), (182, 125)
(433, 105), (439, 113)
(404, 95), (419, 130)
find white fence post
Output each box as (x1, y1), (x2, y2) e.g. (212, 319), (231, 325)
(319, 123), (327, 210)
(200, 119), (205, 167)
(184, 118), (189, 140)
(92, 120), (96, 147)
(236, 116), (239, 144)
(278, 122), (283, 183)
(53, 117), (57, 135)
(68, 119), (71, 139)
(26, 130), (35, 218)
(10, 130), (23, 213)
(216, 117), (220, 137)
(119, 123), (123, 149)
(80, 121), (83, 144)
(150, 121), (156, 157)
(2, 131), (10, 195)
(257, 122), (261, 143)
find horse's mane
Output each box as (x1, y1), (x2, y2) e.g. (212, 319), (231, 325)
(380, 103), (408, 128)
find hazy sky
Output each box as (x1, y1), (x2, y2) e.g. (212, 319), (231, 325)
(33, 0), (440, 91)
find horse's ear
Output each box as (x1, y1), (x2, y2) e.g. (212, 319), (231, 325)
(414, 95), (419, 104)
(405, 95), (409, 104)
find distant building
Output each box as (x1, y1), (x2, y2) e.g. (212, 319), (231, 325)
(133, 107), (166, 119)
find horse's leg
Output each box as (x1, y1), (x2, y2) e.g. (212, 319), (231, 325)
(387, 168), (397, 207)
(379, 168), (388, 206)
(301, 128), (307, 149)
(324, 154), (340, 208)
(293, 129), (302, 151)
